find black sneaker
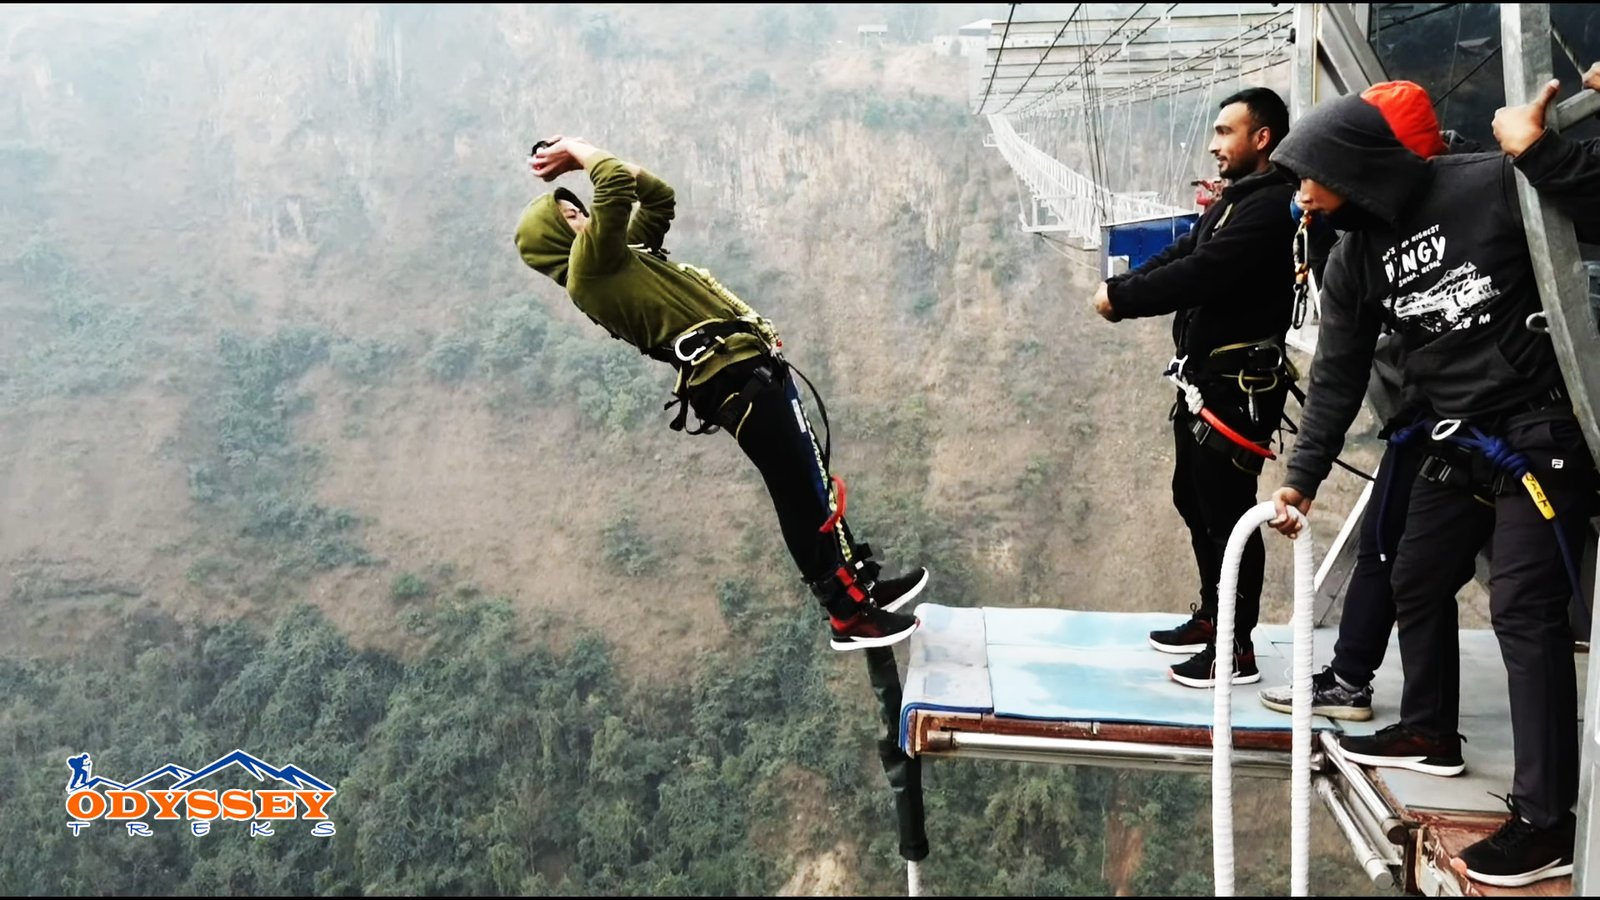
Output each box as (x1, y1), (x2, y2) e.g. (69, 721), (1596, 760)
(869, 567), (929, 614)
(1336, 723), (1465, 777)
(1258, 665), (1374, 721)
(829, 605), (919, 651)
(1149, 604), (1216, 654)
(1455, 799), (1574, 887)
(1169, 643), (1260, 688)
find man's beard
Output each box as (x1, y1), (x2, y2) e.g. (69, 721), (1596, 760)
(1217, 154), (1259, 181)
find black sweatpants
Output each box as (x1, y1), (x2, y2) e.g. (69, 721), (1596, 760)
(1329, 440), (1422, 688)
(1388, 414), (1593, 828)
(687, 356), (856, 584)
(1172, 384), (1287, 649)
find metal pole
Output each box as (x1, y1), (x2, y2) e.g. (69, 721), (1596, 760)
(1315, 776), (1399, 888)
(1551, 89), (1600, 133)
(1311, 4), (1385, 96)
(1499, 20), (1600, 888)
(864, 646), (930, 870)
(1290, 4), (1319, 124)
(1581, 546), (1600, 896)
(935, 731), (1315, 779)
(1501, 4), (1600, 472)
(1318, 731), (1406, 843)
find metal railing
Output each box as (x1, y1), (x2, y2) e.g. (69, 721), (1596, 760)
(986, 113), (1191, 249)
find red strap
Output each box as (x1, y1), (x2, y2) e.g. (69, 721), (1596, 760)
(834, 565), (867, 604)
(819, 475), (847, 533)
(1200, 407), (1276, 460)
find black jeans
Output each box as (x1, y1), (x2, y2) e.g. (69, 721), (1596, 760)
(1172, 384), (1287, 649)
(1388, 414), (1593, 828)
(1329, 440), (1422, 688)
(687, 356), (857, 583)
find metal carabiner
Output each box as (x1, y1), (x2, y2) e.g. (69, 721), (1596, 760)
(1525, 311), (1549, 334)
(673, 330), (710, 365)
(1431, 419), (1463, 442)
(1258, 342), (1285, 374)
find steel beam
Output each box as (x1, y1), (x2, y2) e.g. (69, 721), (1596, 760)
(1502, 6), (1600, 895)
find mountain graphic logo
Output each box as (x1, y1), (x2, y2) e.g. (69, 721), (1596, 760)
(64, 750), (337, 837)
(1392, 261), (1497, 332)
(67, 750), (331, 793)
(170, 750), (334, 791)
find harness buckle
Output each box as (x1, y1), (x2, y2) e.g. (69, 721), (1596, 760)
(1417, 454), (1456, 486)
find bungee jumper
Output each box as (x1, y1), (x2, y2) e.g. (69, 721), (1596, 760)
(515, 136), (927, 651)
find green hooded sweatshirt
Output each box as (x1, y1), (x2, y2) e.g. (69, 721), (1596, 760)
(514, 155), (778, 389)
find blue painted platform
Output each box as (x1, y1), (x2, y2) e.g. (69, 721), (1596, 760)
(901, 604), (1588, 818)
(900, 604), (1339, 752)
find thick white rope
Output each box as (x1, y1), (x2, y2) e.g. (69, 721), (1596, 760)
(1212, 500), (1314, 896)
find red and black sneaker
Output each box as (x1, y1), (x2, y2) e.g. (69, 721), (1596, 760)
(829, 605), (919, 651)
(869, 566), (929, 614)
(1149, 604), (1216, 654)
(1336, 723), (1466, 777)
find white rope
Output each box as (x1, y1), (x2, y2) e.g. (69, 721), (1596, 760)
(1212, 500), (1314, 897)
(1164, 357), (1205, 415)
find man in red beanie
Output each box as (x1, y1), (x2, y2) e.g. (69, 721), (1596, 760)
(1268, 67), (1600, 886)
(1258, 80), (1452, 723)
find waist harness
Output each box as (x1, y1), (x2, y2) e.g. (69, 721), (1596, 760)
(1378, 392), (1584, 605)
(1166, 337), (1299, 475)
(647, 320), (838, 474)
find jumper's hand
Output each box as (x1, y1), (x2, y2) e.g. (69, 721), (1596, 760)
(531, 136), (583, 181)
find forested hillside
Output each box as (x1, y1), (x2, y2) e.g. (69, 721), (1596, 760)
(0, 4), (1381, 894)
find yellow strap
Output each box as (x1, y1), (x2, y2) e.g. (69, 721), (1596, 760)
(1520, 473), (1557, 520)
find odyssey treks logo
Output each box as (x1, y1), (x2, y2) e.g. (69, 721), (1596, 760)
(64, 750), (336, 837)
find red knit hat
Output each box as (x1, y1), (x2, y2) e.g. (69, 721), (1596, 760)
(1360, 80), (1448, 159)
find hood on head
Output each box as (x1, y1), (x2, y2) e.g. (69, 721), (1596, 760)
(1271, 93), (1428, 227)
(515, 192), (577, 286)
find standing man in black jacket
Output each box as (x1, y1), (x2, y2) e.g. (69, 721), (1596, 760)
(1268, 75), (1600, 887)
(1091, 87), (1300, 688)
